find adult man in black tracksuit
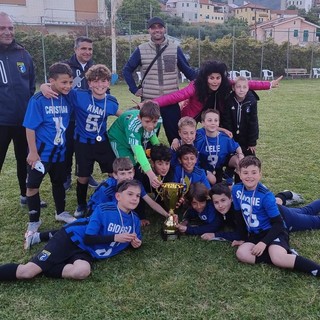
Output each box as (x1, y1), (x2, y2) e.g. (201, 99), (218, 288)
(62, 36), (98, 190)
(0, 12), (36, 205)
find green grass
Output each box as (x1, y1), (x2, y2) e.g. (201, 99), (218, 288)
(1, 79), (320, 320)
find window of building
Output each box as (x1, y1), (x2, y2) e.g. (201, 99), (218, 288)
(187, 3), (189, 7)
(195, 13), (197, 19)
(182, 3), (184, 7)
(195, 3), (197, 8)
(303, 30), (309, 42)
(252, 16), (255, 20)
(293, 29), (298, 37)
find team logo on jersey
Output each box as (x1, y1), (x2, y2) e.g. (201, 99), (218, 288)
(246, 106), (251, 113)
(17, 62), (26, 73)
(37, 249), (51, 261)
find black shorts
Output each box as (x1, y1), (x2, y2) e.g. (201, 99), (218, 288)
(31, 228), (93, 278)
(75, 136), (115, 177)
(248, 230), (290, 264)
(26, 161), (67, 189)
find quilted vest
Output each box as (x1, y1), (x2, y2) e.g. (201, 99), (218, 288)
(139, 38), (179, 99)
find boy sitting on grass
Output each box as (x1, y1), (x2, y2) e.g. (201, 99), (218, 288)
(231, 156), (320, 277)
(173, 144), (210, 189)
(194, 109), (244, 185)
(87, 157), (169, 226)
(0, 180), (142, 281)
(142, 144), (174, 200)
(108, 100), (162, 190)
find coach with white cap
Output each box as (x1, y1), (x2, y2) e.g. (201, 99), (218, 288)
(123, 16), (196, 144)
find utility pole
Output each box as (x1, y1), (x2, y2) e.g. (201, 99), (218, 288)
(111, 0), (123, 75)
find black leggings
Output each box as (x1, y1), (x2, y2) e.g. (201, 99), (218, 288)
(0, 125), (27, 196)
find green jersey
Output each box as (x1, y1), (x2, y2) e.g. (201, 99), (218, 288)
(108, 109), (162, 172)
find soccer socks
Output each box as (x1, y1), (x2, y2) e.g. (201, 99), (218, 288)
(27, 193), (41, 222)
(76, 180), (88, 206)
(40, 230), (58, 242)
(293, 255), (320, 277)
(0, 263), (19, 281)
(275, 191), (293, 206)
(52, 183), (66, 214)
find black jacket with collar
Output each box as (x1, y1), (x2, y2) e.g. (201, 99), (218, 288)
(0, 40), (35, 126)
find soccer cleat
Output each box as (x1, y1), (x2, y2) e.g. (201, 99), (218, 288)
(63, 175), (72, 191)
(24, 232), (41, 250)
(24, 220), (42, 239)
(20, 196), (48, 208)
(74, 205), (87, 218)
(88, 175), (99, 188)
(55, 211), (76, 224)
(284, 190), (305, 206)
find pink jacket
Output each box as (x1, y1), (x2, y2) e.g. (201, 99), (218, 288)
(154, 80), (271, 119)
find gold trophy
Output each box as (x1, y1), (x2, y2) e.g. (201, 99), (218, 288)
(157, 182), (185, 241)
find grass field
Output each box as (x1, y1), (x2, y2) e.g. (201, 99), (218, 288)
(1, 79), (320, 320)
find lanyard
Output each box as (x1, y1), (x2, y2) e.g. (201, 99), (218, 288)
(91, 94), (107, 142)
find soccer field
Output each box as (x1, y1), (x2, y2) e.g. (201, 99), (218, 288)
(1, 79), (320, 320)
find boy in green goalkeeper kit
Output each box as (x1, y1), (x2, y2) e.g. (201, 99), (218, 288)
(109, 101), (162, 189)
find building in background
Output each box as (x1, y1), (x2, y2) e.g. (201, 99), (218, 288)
(286, 0), (313, 11)
(234, 3), (271, 25)
(252, 15), (320, 44)
(0, 0), (108, 34)
(166, 0), (228, 24)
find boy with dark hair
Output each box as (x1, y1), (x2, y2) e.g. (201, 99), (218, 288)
(23, 62), (75, 244)
(86, 157), (169, 226)
(108, 100), (162, 189)
(142, 144), (174, 205)
(0, 180), (142, 281)
(173, 144), (210, 189)
(194, 109), (244, 185)
(232, 156), (320, 277)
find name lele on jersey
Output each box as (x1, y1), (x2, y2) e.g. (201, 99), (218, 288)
(205, 145), (220, 152)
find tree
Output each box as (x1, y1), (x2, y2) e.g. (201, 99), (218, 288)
(117, 0), (161, 31)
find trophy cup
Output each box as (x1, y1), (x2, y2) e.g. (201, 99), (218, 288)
(157, 182), (185, 241)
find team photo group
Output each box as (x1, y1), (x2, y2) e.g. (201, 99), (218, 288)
(1, 11), (320, 283)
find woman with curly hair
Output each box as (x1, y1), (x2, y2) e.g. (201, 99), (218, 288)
(154, 60), (281, 135)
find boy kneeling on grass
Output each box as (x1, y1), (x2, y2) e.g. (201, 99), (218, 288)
(0, 180), (142, 281)
(232, 156), (320, 277)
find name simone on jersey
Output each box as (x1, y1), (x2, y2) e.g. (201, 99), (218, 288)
(235, 190), (261, 206)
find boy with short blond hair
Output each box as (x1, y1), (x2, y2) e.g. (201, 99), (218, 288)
(222, 76), (259, 156)
(108, 100), (162, 189)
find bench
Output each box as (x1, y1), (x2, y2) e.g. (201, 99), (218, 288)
(284, 68), (309, 78)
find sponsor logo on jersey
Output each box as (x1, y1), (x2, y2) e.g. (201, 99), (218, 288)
(17, 62), (26, 73)
(37, 249), (51, 261)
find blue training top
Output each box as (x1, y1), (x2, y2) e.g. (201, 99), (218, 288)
(194, 128), (239, 172)
(232, 182), (282, 234)
(64, 202), (141, 259)
(23, 92), (73, 162)
(67, 89), (119, 143)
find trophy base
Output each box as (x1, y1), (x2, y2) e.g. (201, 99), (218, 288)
(161, 229), (179, 241)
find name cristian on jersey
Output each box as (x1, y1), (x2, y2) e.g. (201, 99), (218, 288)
(45, 105), (69, 114)
(205, 145), (220, 153)
(87, 103), (104, 116)
(108, 222), (133, 234)
(235, 190), (261, 206)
